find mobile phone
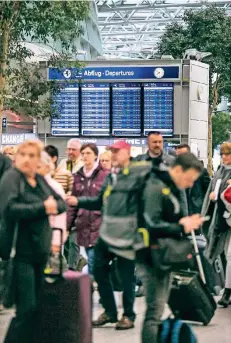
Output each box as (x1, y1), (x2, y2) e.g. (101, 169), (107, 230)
(201, 216), (210, 222)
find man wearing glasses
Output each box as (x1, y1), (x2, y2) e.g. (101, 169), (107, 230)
(58, 138), (83, 174)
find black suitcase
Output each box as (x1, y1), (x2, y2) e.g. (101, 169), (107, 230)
(190, 235), (225, 295)
(168, 231), (217, 325)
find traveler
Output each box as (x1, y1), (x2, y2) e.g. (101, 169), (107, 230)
(54, 140), (86, 271)
(135, 131), (174, 167)
(136, 152), (204, 343)
(0, 140), (66, 343)
(45, 145), (73, 194)
(2, 146), (17, 162)
(202, 142), (231, 307)
(37, 151), (67, 253)
(67, 140), (151, 330)
(67, 143), (108, 279)
(58, 138), (83, 174)
(175, 144), (210, 215)
(99, 151), (112, 170)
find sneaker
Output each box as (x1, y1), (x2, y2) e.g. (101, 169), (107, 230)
(92, 312), (117, 327)
(115, 316), (134, 330)
(76, 256), (88, 272)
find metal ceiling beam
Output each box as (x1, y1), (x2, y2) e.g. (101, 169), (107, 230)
(98, 18), (181, 26)
(101, 30), (164, 36)
(98, 1), (231, 13)
(96, 0), (231, 59)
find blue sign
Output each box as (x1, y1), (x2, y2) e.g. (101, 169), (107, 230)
(81, 83), (110, 136)
(112, 83), (141, 136)
(143, 83), (174, 136)
(48, 66), (180, 81)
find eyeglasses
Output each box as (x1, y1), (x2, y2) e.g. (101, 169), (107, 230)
(100, 160), (110, 163)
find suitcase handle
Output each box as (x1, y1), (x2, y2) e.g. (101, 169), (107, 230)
(44, 228), (63, 277)
(191, 230), (206, 284)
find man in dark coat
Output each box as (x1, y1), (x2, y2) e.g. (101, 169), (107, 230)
(175, 144), (210, 215)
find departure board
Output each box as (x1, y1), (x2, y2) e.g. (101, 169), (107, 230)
(143, 83), (173, 136)
(51, 83), (79, 136)
(112, 83), (141, 136)
(81, 83), (110, 136)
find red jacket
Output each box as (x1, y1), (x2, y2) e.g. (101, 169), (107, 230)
(67, 165), (108, 247)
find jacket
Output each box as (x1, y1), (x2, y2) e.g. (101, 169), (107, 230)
(0, 168), (66, 263)
(67, 165), (108, 247)
(135, 151), (188, 216)
(201, 165), (231, 262)
(44, 174), (67, 246)
(186, 168), (210, 215)
(77, 161), (152, 259)
(0, 153), (11, 180)
(141, 168), (184, 241)
(58, 157), (83, 174)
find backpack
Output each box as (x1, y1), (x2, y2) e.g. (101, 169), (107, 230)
(159, 318), (197, 343)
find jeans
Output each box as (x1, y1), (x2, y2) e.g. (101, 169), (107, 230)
(93, 238), (136, 321)
(136, 262), (171, 343)
(64, 228), (80, 270)
(85, 247), (95, 278)
(4, 261), (45, 343)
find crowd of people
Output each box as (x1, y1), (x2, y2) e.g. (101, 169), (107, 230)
(0, 131), (231, 343)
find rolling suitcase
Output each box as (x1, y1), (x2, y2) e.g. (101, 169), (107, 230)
(33, 228), (92, 343)
(190, 235), (225, 295)
(168, 230), (217, 326)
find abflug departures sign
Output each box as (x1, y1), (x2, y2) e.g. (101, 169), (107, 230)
(48, 65), (179, 137)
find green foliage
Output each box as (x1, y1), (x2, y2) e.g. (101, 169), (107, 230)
(157, 6), (231, 108)
(0, 0), (90, 120)
(212, 112), (231, 149)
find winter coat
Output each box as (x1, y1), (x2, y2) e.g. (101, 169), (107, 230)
(201, 165), (231, 263)
(0, 153), (11, 180)
(67, 165), (108, 247)
(186, 168), (210, 215)
(0, 168), (66, 264)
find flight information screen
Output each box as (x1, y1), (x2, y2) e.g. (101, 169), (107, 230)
(81, 83), (110, 136)
(143, 83), (174, 136)
(51, 83), (79, 136)
(112, 83), (141, 136)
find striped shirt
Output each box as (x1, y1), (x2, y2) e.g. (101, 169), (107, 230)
(53, 168), (74, 194)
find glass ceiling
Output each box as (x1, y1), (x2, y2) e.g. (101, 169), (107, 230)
(96, 0), (231, 59)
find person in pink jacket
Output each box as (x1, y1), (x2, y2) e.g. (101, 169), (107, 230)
(37, 151), (67, 253)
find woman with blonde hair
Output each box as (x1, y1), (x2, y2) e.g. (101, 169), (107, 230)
(99, 150), (112, 170)
(2, 145), (17, 162)
(0, 140), (66, 343)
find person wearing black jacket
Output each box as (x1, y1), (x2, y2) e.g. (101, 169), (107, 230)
(175, 144), (210, 215)
(0, 140), (66, 343)
(0, 152), (11, 180)
(136, 153), (204, 343)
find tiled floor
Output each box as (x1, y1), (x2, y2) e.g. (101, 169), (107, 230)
(1, 294), (231, 343)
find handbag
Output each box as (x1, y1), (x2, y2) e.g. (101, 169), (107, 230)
(150, 236), (194, 272)
(2, 224), (18, 308)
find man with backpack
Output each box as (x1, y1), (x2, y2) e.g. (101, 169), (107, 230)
(136, 153), (205, 343)
(66, 140), (152, 330)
